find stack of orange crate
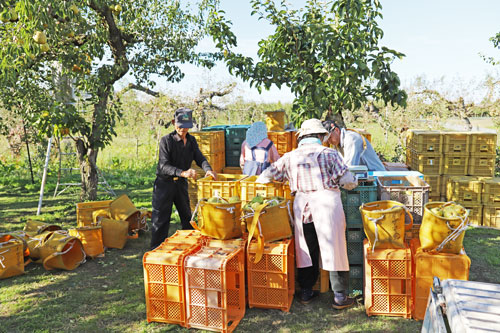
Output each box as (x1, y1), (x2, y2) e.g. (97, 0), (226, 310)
(143, 234), (203, 326)
(267, 131), (294, 156)
(363, 239), (413, 319)
(190, 131), (225, 173)
(409, 238), (471, 320)
(184, 245), (246, 333)
(247, 238), (295, 311)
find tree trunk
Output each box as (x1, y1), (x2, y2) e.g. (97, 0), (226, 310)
(324, 109), (346, 128)
(76, 138), (99, 201)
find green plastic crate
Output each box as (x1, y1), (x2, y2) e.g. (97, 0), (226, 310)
(341, 181), (378, 227)
(346, 228), (365, 265)
(348, 264), (364, 295)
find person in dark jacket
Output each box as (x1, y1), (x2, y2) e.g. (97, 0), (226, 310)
(150, 108), (216, 249)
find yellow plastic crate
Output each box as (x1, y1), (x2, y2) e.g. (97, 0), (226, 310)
(190, 131), (225, 155)
(423, 175), (441, 197)
(446, 176), (482, 204)
(240, 176), (285, 203)
(406, 130), (442, 153)
(468, 154), (495, 177)
(442, 153), (468, 175)
(442, 132), (469, 153)
(482, 205), (500, 228)
(409, 151), (442, 175)
(469, 132), (497, 155)
(459, 202), (483, 226)
(481, 177), (500, 204)
(267, 131), (293, 156)
(196, 174), (248, 199)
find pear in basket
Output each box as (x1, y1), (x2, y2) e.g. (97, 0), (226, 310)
(442, 204), (465, 218)
(228, 196), (240, 203)
(430, 207), (444, 217)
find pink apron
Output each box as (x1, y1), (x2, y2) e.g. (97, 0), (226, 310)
(290, 145), (349, 271)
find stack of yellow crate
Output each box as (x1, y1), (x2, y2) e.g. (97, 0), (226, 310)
(188, 131), (226, 213)
(445, 176), (483, 225)
(482, 178), (500, 228)
(406, 130), (442, 200)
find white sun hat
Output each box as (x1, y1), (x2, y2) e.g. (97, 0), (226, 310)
(297, 118), (329, 138)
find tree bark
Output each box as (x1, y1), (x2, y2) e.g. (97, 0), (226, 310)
(75, 138), (98, 201)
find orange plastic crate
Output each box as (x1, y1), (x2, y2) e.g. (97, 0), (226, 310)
(162, 230), (206, 246)
(143, 243), (201, 326)
(363, 239), (412, 318)
(222, 167), (242, 175)
(247, 238), (295, 312)
(203, 237), (246, 250)
(240, 176), (285, 204)
(190, 131), (225, 155)
(184, 246), (246, 333)
(76, 200), (113, 227)
(197, 174), (248, 200)
(267, 131), (293, 156)
(410, 239), (470, 320)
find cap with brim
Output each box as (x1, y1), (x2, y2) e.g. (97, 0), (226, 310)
(174, 107), (194, 129)
(297, 118), (329, 138)
(246, 121), (268, 148)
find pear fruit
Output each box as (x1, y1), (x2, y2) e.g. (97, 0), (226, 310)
(114, 4), (122, 13)
(40, 43), (50, 53)
(251, 202), (261, 210)
(430, 207), (443, 217)
(33, 31), (47, 44)
(251, 195), (264, 204)
(69, 4), (79, 15)
(207, 197), (218, 204)
(228, 196), (240, 203)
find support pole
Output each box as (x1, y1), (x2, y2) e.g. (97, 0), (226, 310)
(23, 120), (35, 184)
(37, 137), (53, 215)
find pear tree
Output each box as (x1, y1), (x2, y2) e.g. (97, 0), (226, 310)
(0, 0), (227, 200)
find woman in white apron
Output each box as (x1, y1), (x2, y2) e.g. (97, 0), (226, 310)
(257, 118), (358, 309)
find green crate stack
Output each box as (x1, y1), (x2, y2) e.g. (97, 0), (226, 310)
(341, 180), (377, 295)
(225, 125), (250, 167)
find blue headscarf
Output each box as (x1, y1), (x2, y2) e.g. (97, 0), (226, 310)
(246, 121), (268, 148)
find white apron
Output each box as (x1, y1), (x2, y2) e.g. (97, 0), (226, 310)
(290, 145), (349, 271)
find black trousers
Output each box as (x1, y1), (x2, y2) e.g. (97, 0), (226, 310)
(150, 177), (193, 249)
(297, 222), (350, 292)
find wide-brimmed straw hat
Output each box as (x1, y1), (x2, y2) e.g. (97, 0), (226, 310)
(297, 119), (329, 139)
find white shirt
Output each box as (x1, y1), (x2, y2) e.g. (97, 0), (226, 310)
(340, 128), (385, 171)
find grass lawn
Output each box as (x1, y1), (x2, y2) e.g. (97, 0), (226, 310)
(1, 177), (499, 333)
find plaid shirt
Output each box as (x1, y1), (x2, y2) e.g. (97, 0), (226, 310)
(266, 143), (348, 223)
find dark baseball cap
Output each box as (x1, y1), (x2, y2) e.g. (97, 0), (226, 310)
(174, 107), (193, 128)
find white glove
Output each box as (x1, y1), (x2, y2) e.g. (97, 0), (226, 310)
(339, 171), (358, 190)
(256, 170), (273, 184)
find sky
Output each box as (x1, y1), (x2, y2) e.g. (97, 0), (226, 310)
(127, 0), (500, 103)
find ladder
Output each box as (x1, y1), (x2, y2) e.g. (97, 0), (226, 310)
(37, 136), (115, 215)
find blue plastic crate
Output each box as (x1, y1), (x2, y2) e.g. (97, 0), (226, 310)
(346, 228), (365, 265)
(202, 125), (229, 131)
(341, 181), (377, 225)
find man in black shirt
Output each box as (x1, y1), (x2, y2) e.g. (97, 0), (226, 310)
(150, 108), (216, 249)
